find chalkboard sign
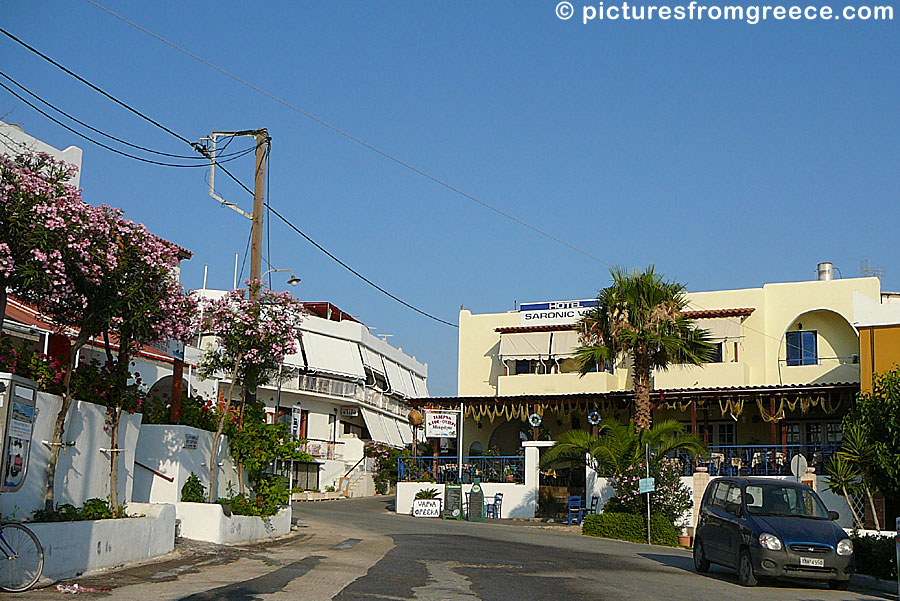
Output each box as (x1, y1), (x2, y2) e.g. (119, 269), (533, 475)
(467, 479), (485, 522)
(442, 484), (463, 520)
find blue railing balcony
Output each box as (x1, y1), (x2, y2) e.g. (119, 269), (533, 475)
(398, 456), (525, 484)
(670, 444), (840, 477)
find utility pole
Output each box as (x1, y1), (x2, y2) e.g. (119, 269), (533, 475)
(202, 128), (270, 299)
(249, 129), (268, 300)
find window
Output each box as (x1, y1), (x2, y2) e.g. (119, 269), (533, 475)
(785, 423), (801, 444)
(806, 422), (823, 445)
(718, 423), (735, 445)
(825, 423), (842, 444)
(786, 330), (817, 366)
(708, 342), (723, 363)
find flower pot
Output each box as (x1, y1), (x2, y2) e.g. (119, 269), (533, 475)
(678, 535), (692, 547)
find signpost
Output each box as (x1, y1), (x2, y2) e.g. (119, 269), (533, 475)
(424, 411), (457, 438)
(413, 499), (441, 518)
(442, 484), (463, 519)
(790, 454), (808, 482)
(643, 444), (652, 544)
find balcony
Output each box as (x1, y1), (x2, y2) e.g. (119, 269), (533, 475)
(653, 362), (750, 390)
(497, 371), (619, 396)
(670, 444), (839, 477)
(777, 356), (860, 386)
(279, 373), (407, 418)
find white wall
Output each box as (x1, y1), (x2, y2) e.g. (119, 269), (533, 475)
(0, 391), (141, 519)
(132, 425), (244, 504)
(0, 121), (83, 187)
(29, 502), (174, 583)
(396, 482), (534, 519)
(175, 502), (291, 544)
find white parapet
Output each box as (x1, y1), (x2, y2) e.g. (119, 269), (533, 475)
(175, 502), (291, 544)
(27, 503), (175, 583)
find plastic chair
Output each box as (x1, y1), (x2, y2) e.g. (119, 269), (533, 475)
(568, 495), (585, 525)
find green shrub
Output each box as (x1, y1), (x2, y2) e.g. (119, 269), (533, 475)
(414, 487), (440, 500)
(217, 474), (289, 517)
(31, 498), (122, 522)
(852, 534), (897, 581)
(582, 512), (679, 546)
(181, 473), (207, 503)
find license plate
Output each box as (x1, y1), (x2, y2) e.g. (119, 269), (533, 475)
(800, 557), (825, 568)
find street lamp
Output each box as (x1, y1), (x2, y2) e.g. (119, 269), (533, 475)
(260, 268), (301, 287)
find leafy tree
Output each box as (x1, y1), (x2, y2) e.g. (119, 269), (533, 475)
(576, 266), (713, 430)
(198, 282), (304, 501)
(853, 367), (900, 500)
(823, 454), (864, 529)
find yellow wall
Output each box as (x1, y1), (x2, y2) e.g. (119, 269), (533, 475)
(457, 277), (882, 396)
(859, 325), (900, 392)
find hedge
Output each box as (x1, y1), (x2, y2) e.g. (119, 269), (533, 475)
(852, 534), (897, 581)
(582, 512), (679, 546)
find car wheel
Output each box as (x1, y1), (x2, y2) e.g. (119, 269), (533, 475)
(693, 538), (710, 573)
(737, 549), (757, 587)
(828, 579), (850, 591)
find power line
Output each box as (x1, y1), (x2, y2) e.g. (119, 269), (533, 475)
(0, 71), (253, 161)
(0, 29), (459, 328)
(79, 1), (610, 266)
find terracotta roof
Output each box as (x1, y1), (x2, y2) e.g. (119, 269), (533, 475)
(495, 308), (755, 333)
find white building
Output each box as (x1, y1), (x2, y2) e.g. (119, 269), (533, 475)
(0, 120), (83, 187)
(189, 293), (428, 494)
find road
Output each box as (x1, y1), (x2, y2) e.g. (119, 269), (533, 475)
(25, 497), (896, 600)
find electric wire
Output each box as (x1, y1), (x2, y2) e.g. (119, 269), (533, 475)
(0, 70), (252, 161)
(76, 2), (610, 266)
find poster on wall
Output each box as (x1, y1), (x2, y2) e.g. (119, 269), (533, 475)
(424, 410), (457, 438)
(4, 401), (34, 490)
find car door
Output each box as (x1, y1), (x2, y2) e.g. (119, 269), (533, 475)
(700, 481), (729, 561)
(718, 483), (745, 568)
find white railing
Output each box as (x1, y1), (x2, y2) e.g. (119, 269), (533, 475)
(282, 373), (409, 419)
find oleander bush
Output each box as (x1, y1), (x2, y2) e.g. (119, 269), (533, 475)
(582, 512), (679, 546)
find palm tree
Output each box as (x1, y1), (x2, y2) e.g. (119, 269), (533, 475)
(838, 422), (881, 530)
(576, 266), (714, 431)
(823, 454), (864, 529)
(542, 419), (706, 476)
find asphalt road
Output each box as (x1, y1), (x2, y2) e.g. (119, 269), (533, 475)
(23, 497), (897, 601)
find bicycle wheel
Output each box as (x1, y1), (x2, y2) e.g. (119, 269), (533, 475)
(0, 523), (44, 592)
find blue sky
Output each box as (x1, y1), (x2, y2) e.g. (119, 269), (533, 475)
(3, 1), (898, 396)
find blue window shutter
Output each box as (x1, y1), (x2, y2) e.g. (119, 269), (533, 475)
(801, 331), (817, 365)
(786, 331), (801, 366)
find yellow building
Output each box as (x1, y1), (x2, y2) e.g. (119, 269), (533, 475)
(415, 271), (897, 478)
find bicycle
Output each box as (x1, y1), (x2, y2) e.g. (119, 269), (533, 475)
(0, 522), (43, 592)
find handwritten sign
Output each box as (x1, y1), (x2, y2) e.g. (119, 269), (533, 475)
(413, 499), (441, 518)
(425, 410), (457, 438)
(442, 484), (463, 519)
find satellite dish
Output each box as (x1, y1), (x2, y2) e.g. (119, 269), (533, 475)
(790, 454), (808, 479)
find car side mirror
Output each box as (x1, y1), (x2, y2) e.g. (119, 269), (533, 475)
(828, 510), (840, 521)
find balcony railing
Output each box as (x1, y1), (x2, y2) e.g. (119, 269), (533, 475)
(282, 373), (407, 418)
(398, 456), (525, 484)
(299, 438), (343, 461)
(670, 444), (839, 477)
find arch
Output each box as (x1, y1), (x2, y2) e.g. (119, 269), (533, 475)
(148, 375), (192, 399)
(777, 308), (860, 384)
(487, 420), (530, 455)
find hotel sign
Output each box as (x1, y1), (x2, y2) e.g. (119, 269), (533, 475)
(519, 299), (599, 326)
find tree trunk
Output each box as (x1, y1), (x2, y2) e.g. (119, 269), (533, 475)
(841, 484), (863, 529)
(864, 485), (881, 531)
(108, 406), (121, 513)
(633, 360), (652, 432)
(43, 334), (88, 512)
(0, 285), (7, 334)
(237, 391), (246, 495)
(209, 355), (242, 503)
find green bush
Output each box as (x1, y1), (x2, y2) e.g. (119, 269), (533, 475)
(217, 474), (289, 517)
(181, 473), (207, 503)
(852, 534), (897, 581)
(582, 512), (679, 546)
(31, 498), (122, 522)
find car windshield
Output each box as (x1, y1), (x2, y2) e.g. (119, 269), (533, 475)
(744, 483), (830, 519)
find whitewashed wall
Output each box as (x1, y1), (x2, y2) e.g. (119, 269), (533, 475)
(396, 482), (534, 519)
(0, 391), (141, 519)
(132, 424), (245, 503)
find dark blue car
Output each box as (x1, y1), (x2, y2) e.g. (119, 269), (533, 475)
(693, 477), (854, 589)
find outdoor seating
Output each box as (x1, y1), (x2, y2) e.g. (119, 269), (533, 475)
(589, 495), (600, 515)
(485, 492), (503, 519)
(568, 496), (585, 525)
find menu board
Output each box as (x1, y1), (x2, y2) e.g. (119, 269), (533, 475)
(442, 484), (463, 520)
(467, 481), (485, 522)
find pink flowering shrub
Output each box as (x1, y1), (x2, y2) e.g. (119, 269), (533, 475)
(0, 335), (66, 394)
(365, 441), (411, 494)
(198, 281), (304, 393)
(604, 458), (692, 523)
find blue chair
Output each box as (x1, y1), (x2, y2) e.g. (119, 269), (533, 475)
(485, 492), (503, 519)
(589, 495), (600, 515)
(568, 495), (585, 525)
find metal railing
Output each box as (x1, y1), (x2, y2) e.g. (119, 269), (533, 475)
(398, 456), (525, 484)
(299, 438), (344, 461)
(670, 444), (840, 477)
(282, 373), (408, 418)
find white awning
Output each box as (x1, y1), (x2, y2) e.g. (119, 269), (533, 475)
(360, 346), (386, 374)
(549, 330), (581, 358)
(301, 332), (365, 378)
(397, 420), (413, 445)
(411, 374), (428, 397)
(499, 332), (551, 359)
(702, 317), (742, 340)
(361, 408), (393, 446)
(384, 360), (413, 397)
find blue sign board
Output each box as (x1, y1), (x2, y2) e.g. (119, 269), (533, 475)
(639, 477), (655, 494)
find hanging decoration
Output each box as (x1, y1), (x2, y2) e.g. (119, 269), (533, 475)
(756, 398), (785, 423)
(528, 413), (542, 427)
(718, 397), (744, 420)
(587, 411), (601, 425)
